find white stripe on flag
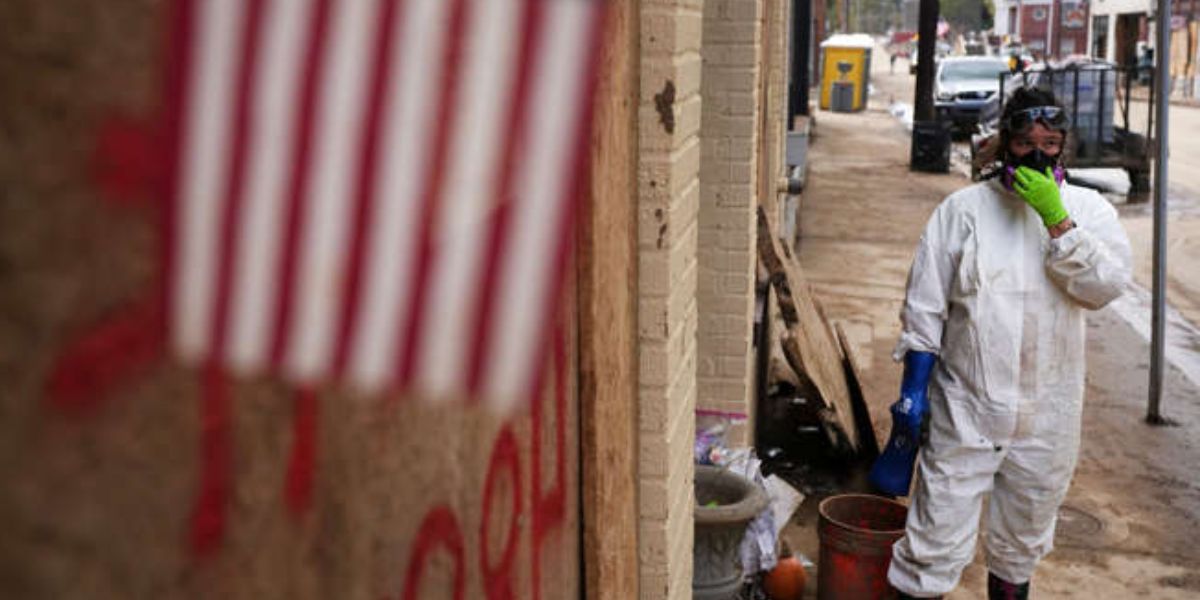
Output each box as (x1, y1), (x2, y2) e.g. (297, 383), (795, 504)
(285, 0), (380, 382)
(347, 0), (449, 391)
(174, 0), (242, 363)
(483, 0), (594, 410)
(168, 0), (602, 407)
(416, 0), (522, 398)
(227, 0), (314, 371)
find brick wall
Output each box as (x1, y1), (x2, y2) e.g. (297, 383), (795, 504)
(765, 0), (789, 197)
(1020, 2), (1052, 56)
(637, 1), (703, 598)
(1019, 1), (1089, 58)
(696, 0), (765, 445)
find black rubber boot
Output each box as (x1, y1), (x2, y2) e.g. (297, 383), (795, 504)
(987, 572), (1030, 600)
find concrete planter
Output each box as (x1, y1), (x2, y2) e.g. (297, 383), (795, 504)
(693, 464), (769, 600)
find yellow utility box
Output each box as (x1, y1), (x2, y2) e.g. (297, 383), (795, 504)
(820, 34), (873, 112)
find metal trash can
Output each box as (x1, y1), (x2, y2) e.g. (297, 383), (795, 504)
(911, 120), (951, 173)
(831, 81), (855, 112)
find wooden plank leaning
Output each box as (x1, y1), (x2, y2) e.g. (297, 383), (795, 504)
(757, 205), (860, 453)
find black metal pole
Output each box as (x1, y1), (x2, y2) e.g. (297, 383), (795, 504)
(910, 0), (947, 172)
(913, 0), (939, 122)
(790, 0), (813, 125)
(1124, 65), (1132, 130)
(1149, 0), (1171, 423)
(1149, 62), (1156, 135)
(1073, 69), (1080, 149)
(1096, 69), (1104, 155)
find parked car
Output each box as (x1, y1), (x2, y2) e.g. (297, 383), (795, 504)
(934, 56), (1010, 135)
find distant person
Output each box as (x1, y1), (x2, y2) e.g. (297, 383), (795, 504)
(891, 51), (898, 74)
(1007, 53), (1024, 73)
(880, 87), (1132, 599)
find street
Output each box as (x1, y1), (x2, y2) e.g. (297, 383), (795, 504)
(1124, 97), (1200, 202)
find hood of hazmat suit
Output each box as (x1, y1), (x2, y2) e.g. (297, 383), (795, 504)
(887, 179), (1132, 597)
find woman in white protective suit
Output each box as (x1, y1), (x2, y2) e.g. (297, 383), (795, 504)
(886, 87), (1133, 599)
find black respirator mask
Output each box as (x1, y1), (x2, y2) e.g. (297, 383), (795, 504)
(1011, 148), (1058, 173)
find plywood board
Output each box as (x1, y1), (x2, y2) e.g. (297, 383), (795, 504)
(0, 2), (583, 596)
(757, 205), (860, 452)
(577, 0), (641, 597)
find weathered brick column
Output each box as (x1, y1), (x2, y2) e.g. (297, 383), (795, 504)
(696, 0), (766, 445)
(637, 0), (703, 597)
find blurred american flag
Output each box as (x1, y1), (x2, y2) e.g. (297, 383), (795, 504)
(164, 0), (603, 412)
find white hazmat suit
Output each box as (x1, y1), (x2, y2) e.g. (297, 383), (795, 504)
(887, 178), (1132, 597)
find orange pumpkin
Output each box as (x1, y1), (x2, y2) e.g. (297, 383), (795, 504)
(763, 548), (807, 600)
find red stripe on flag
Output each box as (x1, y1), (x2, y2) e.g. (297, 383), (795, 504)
(396, 0), (473, 386)
(271, 0), (334, 368)
(548, 3), (608, 326)
(161, 0), (198, 342)
(188, 0), (268, 558)
(333, 0), (405, 376)
(517, 2), (607, 406)
(212, 0), (268, 359)
(464, 0), (546, 396)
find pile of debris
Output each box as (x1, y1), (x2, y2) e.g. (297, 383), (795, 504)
(754, 206), (879, 474)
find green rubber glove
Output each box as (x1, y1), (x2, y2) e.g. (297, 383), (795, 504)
(1013, 165), (1069, 227)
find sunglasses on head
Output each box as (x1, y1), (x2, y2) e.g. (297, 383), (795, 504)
(1004, 106), (1070, 132)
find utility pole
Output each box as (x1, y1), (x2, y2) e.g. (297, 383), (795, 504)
(1149, 0), (1173, 423)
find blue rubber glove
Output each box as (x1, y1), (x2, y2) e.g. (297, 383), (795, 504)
(868, 351), (937, 497)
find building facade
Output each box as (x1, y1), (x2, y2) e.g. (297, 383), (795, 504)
(1088, 0), (1152, 65)
(1089, 0), (1199, 88)
(995, 0), (1092, 58)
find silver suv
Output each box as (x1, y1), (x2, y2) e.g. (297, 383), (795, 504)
(934, 56), (1010, 136)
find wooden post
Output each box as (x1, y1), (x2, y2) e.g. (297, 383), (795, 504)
(579, 1), (640, 598)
